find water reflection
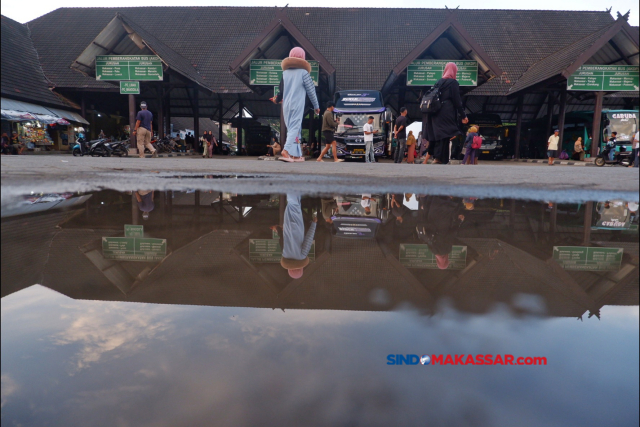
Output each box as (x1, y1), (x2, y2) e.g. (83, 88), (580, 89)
(1, 190), (638, 426)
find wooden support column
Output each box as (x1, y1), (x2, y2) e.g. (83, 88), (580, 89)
(557, 88), (568, 152)
(582, 201), (593, 246)
(193, 88), (200, 152)
(591, 91), (604, 157)
(218, 96), (224, 144)
(545, 94), (555, 141)
(514, 95), (524, 159)
(157, 85), (164, 139)
(309, 110), (315, 146)
(128, 94), (136, 146)
(81, 96), (86, 119)
(238, 98), (244, 154)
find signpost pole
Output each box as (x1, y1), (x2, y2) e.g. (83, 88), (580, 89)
(591, 91), (604, 157)
(129, 94), (137, 148)
(218, 95), (224, 148)
(238, 98), (244, 155)
(514, 95), (524, 159)
(158, 85), (165, 139)
(583, 201), (593, 246)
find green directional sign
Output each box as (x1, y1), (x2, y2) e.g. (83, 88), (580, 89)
(102, 236), (166, 261)
(407, 60), (478, 86)
(399, 244), (467, 269)
(567, 65), (639, 91)
(120, 81), (140, 95)
(96, 55), (163, 81)
(250, 59), (319, 86)
(553, 246), (623, 271)
(249, 238), (315, 263)
(124, 224), (144, 237)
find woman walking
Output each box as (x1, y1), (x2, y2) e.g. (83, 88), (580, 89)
(423, 62), (468, 164)
(272, 47), (320, 162)
(406, 130), (416, 163)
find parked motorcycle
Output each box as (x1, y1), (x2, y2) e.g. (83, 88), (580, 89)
(107, 140), (130, 157)
(594, 147), (633, 167)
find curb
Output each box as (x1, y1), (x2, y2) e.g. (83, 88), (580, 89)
(504, 159), (593, 167)
(133, 152), (198, 158)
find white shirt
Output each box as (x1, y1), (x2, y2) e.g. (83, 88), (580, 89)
(361, 194), (372, 208)
(363, 123), (374, 143)
(634, 132), (639, 149)
(548, 135), (559, 150)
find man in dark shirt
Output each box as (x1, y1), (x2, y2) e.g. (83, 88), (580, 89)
(133, 101), (157, 158)
(394, 107), (408, 163)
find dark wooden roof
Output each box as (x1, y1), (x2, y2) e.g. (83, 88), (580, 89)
(0, 15), (70, 107)
(26, 7), (623, 96)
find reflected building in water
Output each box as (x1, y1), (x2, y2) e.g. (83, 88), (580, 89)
(2, 191), (638, 319)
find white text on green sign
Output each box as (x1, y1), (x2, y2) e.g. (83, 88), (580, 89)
(399, 244), (467, 269)
(250, 60), (319, 86)
(567, 65), (639, 92)
(553, 246), (623, 271)
(96, 55), (163, 81)
(102, 236), (167, 261)
(120, 81), (140, 95)
(407, 60), (478, 87)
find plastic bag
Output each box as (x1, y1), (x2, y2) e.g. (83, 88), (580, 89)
(559, 150), (569, 160)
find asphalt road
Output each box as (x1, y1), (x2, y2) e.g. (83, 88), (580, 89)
(1, 155), (638, 203)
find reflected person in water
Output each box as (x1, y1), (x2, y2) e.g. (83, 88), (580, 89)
(416, 196), (465, 269)
(134, 190), (154, 220)
(281, 194), (317, 279)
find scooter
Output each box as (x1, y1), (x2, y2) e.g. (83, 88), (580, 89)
(594, 147), (633, 167)
(71, 137), (89, 156)
(107, 140), (130, 157)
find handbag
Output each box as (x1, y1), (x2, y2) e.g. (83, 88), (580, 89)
(420, 80), (445, 114)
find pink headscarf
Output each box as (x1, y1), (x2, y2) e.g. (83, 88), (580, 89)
(289, 47), (306, 60)
(288, 268), (304, 279)
(435, 254), (450, 270)
(442, 62), (458, 80)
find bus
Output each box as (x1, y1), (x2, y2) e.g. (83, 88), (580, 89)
(332, 91), (393, 160)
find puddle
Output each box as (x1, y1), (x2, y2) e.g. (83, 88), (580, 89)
(1, 190), (638, 426)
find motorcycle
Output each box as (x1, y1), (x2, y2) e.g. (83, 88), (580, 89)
(87, 139), (110, 157)
(594, 146), (633, 167)
(71, 137), (89, 156)
(107, 140), (130, 157)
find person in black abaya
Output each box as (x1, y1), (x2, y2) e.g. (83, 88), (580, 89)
(423, 62), (469, 164)
(416, 196), (465, 269)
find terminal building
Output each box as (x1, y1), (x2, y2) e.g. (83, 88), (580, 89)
(1, 7), (638, 157)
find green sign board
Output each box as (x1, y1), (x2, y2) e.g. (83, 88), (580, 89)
(120, 81), (140, 95)
(399, 244), (467, 269)
(250, 59), (319, 86)
(407, 60), (478, 86)
(124, 224), (144, 237)
(249, 238), (315, 263)
(102, 236), (166, 261)
(567, 65), (639, 91)
(553, 246), (623, 271)
(96, 55), (163, 81)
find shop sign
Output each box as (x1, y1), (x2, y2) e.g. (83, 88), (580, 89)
(120, 81), (140, 94)
(567, 65), (639, 91)
(592, 200), (631, 230)
(553, 246), (623, 271)
(96, 55), (163, 81)
(124, 224), (144, 237)
(407, 60), (478, 86)
(250, 60), (319, 86)
(399, 244), (467, 269)
(249, 238), (315, 263)
(102, 236), (166, 261)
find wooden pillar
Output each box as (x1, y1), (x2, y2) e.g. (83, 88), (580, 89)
(582, 201), (593, 246)
(545, 94), (554, 143)
(309, 110), (315, 146)
(591, 91), (604, 157)
(157, 85), (164, 139)
(550, 203), (558, 236)
(131, 193), (139, 225)
(557, 88), (568, 152)
(514, 95), (524, 159)
(128, 95), (136, 146)
(218, 96), (224, 144)
(238, 98), (244, 154)
(193, 88), (200, 149)
(81, 96), (86, 119)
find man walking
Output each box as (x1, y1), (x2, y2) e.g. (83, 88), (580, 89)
(363, 116), (378, 163)
(394, 107), (408, 163)
(317, 101), (344, 162)
(547, 129), (559, 166)
(133, 101), (157, 158)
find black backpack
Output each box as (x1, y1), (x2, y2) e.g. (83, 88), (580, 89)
(420, 80), (447, 114)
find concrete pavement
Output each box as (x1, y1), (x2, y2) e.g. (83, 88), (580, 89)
(1, 155), (638, 203)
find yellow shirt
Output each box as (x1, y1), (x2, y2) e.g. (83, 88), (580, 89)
(407, 135), (416, 146)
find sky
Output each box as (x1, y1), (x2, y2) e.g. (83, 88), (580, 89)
(2, 0), (639, 26)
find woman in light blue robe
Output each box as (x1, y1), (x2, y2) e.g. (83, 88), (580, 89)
(281, 194), (317, 278)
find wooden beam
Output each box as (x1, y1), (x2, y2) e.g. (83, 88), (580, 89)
(514, 95), (524, 159)
(590, 91), (604, 157)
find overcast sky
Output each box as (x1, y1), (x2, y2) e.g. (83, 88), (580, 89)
(2, 0), (639, 26)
